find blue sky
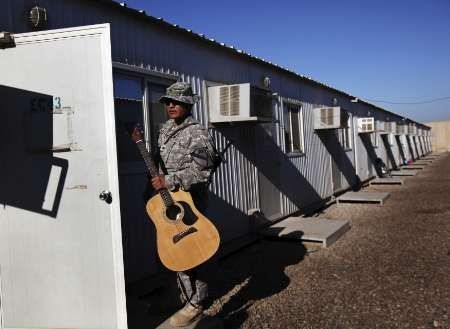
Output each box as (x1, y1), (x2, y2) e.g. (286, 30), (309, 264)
(118, 0), (450, 123)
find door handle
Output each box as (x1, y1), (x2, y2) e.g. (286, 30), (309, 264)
(99, 190), (113, 204)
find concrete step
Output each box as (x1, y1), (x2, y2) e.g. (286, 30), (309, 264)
(157, 316), (223, 329)
(391, 170), (418, 176)
(370, 177), (404, 185)
(263, 217), (351, 248)
(401, 165), (424, 170)
(337, 191), (390, 205)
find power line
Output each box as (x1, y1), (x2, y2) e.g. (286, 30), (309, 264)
(365, 96), (450, 105)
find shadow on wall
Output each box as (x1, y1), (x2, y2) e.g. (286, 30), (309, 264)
(215, 123), (325, 215)
(381, 134), (399, 170)
(0, 85), (68, 218)
(395, 135), (407, 165)
(317, 130), (361, 191)
(360, 133), (386, 178)
(418, 137), (425, 156)
(406, 136), (416, 161)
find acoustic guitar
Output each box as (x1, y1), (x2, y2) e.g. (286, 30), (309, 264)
(130, 127), (220, 271)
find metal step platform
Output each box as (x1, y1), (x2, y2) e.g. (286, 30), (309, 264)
(336, 191), (390, 205)
(263, 217), (351, 248)
(370, 177), (404, 185)
(391, 170), (418, 176)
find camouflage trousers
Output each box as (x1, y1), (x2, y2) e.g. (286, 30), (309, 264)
(177, 268), (208, 307)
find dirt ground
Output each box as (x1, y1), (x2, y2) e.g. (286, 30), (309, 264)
(203, 153), (450, 329)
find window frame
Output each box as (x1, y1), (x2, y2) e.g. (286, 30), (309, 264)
(112, 62), (177, 172)
(282, 98), (305, 156)
(339, 110), (352, 151)
(113, 62), (178, 149)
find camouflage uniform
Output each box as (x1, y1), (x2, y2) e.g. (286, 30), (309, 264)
(158, 115), (217, 208)
(157, 82), (217, 309)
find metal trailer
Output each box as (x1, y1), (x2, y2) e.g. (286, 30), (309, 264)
(0, 1), (433, 328)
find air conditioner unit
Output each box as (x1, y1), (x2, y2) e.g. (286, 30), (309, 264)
(408, 124), (417, 135)
(377, 121), (388, 134)
(208, 83), (273, 123)
(357, 117), (375, 133)
(396, 124), (407, 135)
(313, 106), (347, 130)
(385, 121), (397, 134)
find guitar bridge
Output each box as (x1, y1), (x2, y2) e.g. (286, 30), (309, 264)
(173, 227), (198, 243)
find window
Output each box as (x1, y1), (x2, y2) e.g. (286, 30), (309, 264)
(339, 111), (352, 150)
(147, 82), (169, 154)
(112, 66), (177, 164)
(113, 73), (144, 162)
(284, 102), (304, 154)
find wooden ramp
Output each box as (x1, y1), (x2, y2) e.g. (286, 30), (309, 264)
(391, 170), (418, 177)
(337, 191), (390, 205)
(370, 177), (404, 185)
(263, 217), (351, 248)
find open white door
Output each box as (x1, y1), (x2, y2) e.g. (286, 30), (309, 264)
(0, 25), (127, 329)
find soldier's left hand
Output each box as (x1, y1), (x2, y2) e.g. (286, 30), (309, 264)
(151, 175), (166, 190)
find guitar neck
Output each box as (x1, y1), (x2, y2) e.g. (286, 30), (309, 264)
(136, 140), (174, 206)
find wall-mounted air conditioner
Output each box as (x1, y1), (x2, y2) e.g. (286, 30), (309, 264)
(377, 121), (388, 134)
(313, 106), (347, 130)
(396, 124), (408, 135)
(385, 121), (397, 134)
(208, 83), (273, 123)
(357, 117), (375, 133)
(408, 124), (417, 135)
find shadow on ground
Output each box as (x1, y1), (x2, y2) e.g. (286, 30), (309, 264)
(207, 234), (307, 328)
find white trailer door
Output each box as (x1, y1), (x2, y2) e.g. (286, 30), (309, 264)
(0, 25), (127, 329)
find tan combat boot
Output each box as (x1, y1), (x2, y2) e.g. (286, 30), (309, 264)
(169, 303), (203, 327)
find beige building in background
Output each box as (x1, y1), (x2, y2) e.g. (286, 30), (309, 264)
(426, 120), (450, 152)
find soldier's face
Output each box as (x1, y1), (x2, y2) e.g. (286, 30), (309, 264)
(165, 101), (189, 121)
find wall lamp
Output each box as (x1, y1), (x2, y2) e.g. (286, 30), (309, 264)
(29, 5), (48, 29)
(0, 32), (16, 49)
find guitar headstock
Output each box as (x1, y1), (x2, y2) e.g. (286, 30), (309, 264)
(129, 124), (144, 144)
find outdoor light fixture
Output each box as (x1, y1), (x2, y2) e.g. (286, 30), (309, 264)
(0, 32), (16, 49)
(351, 97), (359, 103)
(332, 97), (338, 106)
(29, 5), (48, 29)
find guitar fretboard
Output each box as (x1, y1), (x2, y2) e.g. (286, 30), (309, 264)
(136, 141), (174, 207)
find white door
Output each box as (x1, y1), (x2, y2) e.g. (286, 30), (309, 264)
(0, 25), (127, 329)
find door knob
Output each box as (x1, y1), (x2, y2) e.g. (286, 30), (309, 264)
(99, 190), (112, 204)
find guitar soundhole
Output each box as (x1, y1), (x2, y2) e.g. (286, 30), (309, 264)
(179, 201), (198, 225)
(166, 204), (183, 221)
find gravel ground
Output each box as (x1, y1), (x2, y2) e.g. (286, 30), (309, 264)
(205, 153), (450, 329)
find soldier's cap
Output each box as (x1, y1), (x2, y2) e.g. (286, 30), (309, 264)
(159, 82), (200, 106)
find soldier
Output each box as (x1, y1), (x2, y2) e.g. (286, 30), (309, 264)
(151, 82), (219, 327)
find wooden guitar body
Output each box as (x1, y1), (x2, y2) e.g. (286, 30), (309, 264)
(146, 189), (220, 272)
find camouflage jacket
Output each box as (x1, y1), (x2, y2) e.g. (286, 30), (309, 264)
(158, 116), (217, 192)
